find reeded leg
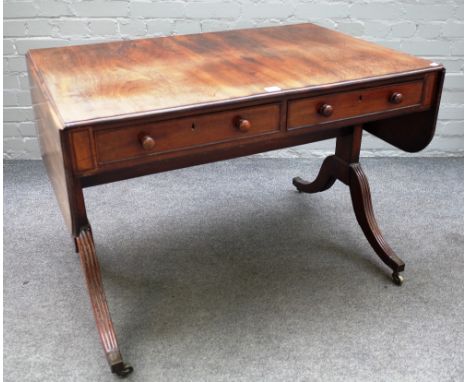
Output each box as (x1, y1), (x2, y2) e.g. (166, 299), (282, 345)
(75, 227), (134, 376)
(293, 126), (405, 285)
(348, 163), (405, 284)
(73, 226), (93, 254)
(293, 155), (337, 193)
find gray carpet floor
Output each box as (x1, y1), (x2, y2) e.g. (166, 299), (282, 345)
(4, 158), (463, 382)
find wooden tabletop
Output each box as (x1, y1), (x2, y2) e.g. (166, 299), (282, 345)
(27, 23), (436, 127)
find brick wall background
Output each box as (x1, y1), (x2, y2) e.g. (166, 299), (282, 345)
(4, 0), (464, 159)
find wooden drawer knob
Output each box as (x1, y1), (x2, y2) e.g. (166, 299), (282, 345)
(138, 133), (156, 150)
(318, 103), (333, 117)
(389, 92), (403, 104)
(235, 117), (252, 132)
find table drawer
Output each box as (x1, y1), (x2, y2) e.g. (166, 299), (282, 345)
(94, 103), (280, 165)
(287, 80), (425, 130)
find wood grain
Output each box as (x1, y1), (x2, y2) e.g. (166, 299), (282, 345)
(94, 103), (280, 165)
(349, 163), (405, 273)
(26, 23), (445, 230)
(26, 23), (446, 374)
(364, 69), (445, 152)
(287, 79), (424, 129)
(26, 23), (437, 126)
(28, 55), (90, 236)
(292, 155), (339, 193)
(71, 129), (96, 172)
(293, 125), (405, 275)
(27, 54), (82, 233)
(76, 227), (133, 376)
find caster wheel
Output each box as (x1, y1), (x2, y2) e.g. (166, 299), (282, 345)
(392, 272), (404, 286)
(112, 363), (134, 377)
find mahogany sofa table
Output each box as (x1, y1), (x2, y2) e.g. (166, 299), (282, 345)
(27, 23), (444, 376)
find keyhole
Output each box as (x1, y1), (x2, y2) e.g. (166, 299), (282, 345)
(358, 95), (363, 101)
(191, 122), (196, 131)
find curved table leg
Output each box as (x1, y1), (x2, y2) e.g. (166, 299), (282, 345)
(75, 227), (134, 377)
(293, 126), (406, 285)
(349, 163), (405, 285)
(293, 155), (338, 193)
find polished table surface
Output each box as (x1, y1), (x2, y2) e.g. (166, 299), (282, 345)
(27, 23), (444, 376)
(28, 23), (434, 126)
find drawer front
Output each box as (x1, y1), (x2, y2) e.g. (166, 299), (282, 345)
(94, 103), (280, 165)
(287, 80), (424, 130)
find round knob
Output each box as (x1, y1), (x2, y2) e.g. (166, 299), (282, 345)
(318, 103), (333, 117)
(139, 133), (155, 150)
(389, 92), (403, 104)
(235, 117), (252, 132)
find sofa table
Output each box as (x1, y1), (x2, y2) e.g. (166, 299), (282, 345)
(26, 23), (444, 376)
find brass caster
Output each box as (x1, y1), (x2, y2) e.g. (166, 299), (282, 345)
(392, 272), (404, 286)
(112, 363), (134, 378)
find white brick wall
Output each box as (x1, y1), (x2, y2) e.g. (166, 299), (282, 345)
(3, 0), (464, 159)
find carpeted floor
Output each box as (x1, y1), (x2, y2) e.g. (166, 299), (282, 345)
(4, 158), (463, 382)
